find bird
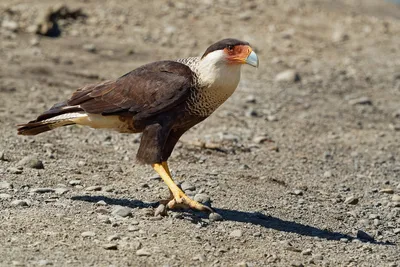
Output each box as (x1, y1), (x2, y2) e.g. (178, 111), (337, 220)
(17, 38), (259, 213)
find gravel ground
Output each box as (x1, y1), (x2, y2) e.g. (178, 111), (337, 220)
(1, 0), (400, 266)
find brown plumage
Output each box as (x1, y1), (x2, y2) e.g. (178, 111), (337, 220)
(18, 38), (259, 213)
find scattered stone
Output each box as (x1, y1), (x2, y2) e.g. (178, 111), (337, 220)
(136, 248), (151, 256)
(2, 20), (18, 32)
(291, 262), (304, 267)
(111, 206), (132, 217)
(344, 195), (359, 205)
(332, 29), (349, 42)
(253, 135), (272, 144)
(7, 167), (23, 174)
(312, 254), (324, 261)
(192, 254), (206, 262)
(11, 261), (24, 266)
(237, 262), (249, 267)
(230, 229), (243, 238)
(392, 194), (400, 203)
(194, 193), (211, 204)
(275, 69), (301, 83)
(81, 231), (96, 237)
(380, 188), (394, 194)
(393, 228), (400, 234)
(37, 259), (52, 266)
(292, 189), (303, 196)
(96, 200), (107, 206)
(181, 181), (195, 191)
(103, 243), (118, 250)
(85, 186), (102, 191)
(245, 95), (256, 103)
(0, 193), (12, 199)
(11, 200), (29, 207)
(266, 115), (278, 122)
(209, 212), (223, 222)
(128, 225), (140, 232)
(83, 43), (96, 53)
(69, 180), (81, 186)
(301, 249), (312, 256)
(323, 171), (332, 178)
(18, 155), (44, 169)
(0, 151), (6, 161)
(356, 230), (374, 242)
(55, 188), (69, 195)
(31, 188), (54, 194)
(154, 204), (167, 216)
(107, 234), (120, 242)
(348, 97), (372, 106)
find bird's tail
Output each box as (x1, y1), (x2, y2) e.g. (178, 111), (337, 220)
(17, 101), (85, 136)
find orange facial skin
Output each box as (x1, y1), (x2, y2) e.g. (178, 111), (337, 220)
(224, 45), (253, 65)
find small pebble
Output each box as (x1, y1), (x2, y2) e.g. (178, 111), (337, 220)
(107, 234), (120, 241)
(209, 212), (223, 222)
(344, 195), (359, 205)
(7, 167), (23, 174)
(55, 188), (69, 195)
(230, 229), (243, 238)
(103, 243), (118, 250)
(154, 204), (167, 216)
(69, 180), (81, 186)
(237, 262), (249, 267)
(11, 200), (29, 207)
(17, 155), (44, 169)
(0, 181), (13, 189)
(81, 231), (96, 237)
(111, 206), (132, 217)
(194, 193), (211, 204)
(380, 188), (394, 194)
(392, 194), (400, 202)
(301, 249), (312, 256)
(31, 188), (54, 194)
(0, 193), (12, 199)
(136, 248), (151, 256)
(393, 228), (400, 234)
(348, 97), (372, 106)
(96, 200), (107, 206)
(85, 186), (102, 191)
(323, 171), (332, 178)
(37, 259), (52, 266)
(275, 69), (301, 83)
(293, 189), (303, 196)
(83, 43), (96, 53)
(181, 181), (195, 191)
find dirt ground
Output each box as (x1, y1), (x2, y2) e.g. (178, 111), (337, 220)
(1, 0), (400, 266)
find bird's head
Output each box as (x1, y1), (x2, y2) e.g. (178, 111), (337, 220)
(201, 38), (259, 68)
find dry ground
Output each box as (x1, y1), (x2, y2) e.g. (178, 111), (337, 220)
(1, 0), (400, 266)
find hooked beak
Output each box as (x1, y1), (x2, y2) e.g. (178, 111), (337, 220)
(245, 50), (259, 68)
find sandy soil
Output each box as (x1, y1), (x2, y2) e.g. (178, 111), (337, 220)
(1, 0), (400, 266)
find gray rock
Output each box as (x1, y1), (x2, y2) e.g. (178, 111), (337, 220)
(81, 231), (96, 237)
(332, 29), (349, 42)
(194, 193), (211, 204)
(237, 262), (249, 267)
(111, 206), (132, 217)
(348, 97), (372, 106)
(11, 200), (29, 207)
(209, 212), (223, 222)
(301, 249), (312, 256)
(230, 229), (243, 238)
(0, 151), (6, 161)
(96, 200), (107, 206)
(2, 20), (18, 32)
(245, 95), (256, 104)
(55, 188), (69, 195)
(103, 243), (118, 250)
(323, 171), (332, 178)
(275, 69), (301, 83)
(128, 225), (140, 232)
(136, 248), (151, 256)
(154, 204), (167, 216)
(293, 189), (303, 196)
(344, 195), (359, 205)
(391, 194), (400, 203)
(107, 234), (120, 241)
(393, 228), (400, 234)
(37, 259), (52, 266)
(85, 186), (102, 191)
(83, 43), (96, 53)
(69, 180), (81, 186)
(31, 188), (54, 194)
(7, 167), (23, 174)
(0, 193), (12, 199)
(18, 155), (44, 169)
(380, 188), (394, 194)
(181, 181), (195, 191)
(356, 230), (374, 242)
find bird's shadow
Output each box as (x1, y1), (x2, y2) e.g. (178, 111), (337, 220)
(71, 195), (394, 246)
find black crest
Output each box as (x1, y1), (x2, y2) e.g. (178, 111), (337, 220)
(201, 38), (250, 58)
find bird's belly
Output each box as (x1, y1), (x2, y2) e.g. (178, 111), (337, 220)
(72, 113), (137, 133)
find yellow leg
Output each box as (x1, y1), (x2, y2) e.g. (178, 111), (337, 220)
(152, 162), (213, 213)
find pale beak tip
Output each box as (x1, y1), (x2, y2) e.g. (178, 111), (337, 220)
(246, 51), (259, 68)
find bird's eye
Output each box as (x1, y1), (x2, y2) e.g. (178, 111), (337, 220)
(227, 45), (234, 51)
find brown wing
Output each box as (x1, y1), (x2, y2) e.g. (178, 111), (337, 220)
(68, 60), (195, 121)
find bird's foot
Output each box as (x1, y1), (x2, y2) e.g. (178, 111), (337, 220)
(159, 192), (213, 213)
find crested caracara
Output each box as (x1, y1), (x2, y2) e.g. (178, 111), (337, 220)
(18, 38), (259, 214)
